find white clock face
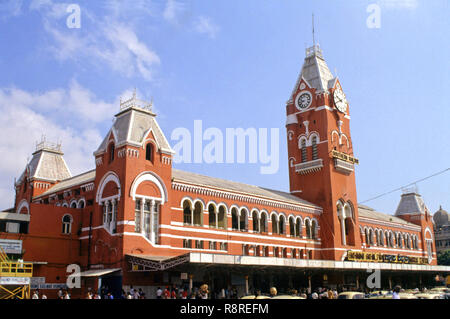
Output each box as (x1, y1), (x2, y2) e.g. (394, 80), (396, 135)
(295, 91), (312, 110)
(333, 88), (348, 113)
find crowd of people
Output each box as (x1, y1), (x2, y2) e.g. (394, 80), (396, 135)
(28, 284), (443, 299)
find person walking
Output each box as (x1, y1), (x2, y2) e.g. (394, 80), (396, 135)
(269, 287), (277, 298)
(156, 287), (162, 299)
(32, 290), (39, 299)
(393, 286), (401, 299)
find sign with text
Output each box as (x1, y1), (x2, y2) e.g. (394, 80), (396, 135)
(347, 251), (428, 265)
(331, 150), (359, 164)
(0, 277), (30, 285)
(0, 239), (22, 254)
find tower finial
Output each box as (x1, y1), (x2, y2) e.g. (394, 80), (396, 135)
(312, 13), (315, 46)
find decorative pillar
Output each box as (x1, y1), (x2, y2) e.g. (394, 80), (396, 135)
(340, 216), (346, 246)
(215, 210), (218, 228)
(111, 199), (116, 233)
(149, 200), (155, 243)
(104, 201), (110, 228)
(140, 199), (145, 235)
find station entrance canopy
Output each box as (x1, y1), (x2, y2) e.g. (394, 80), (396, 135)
(127, 253), (450, 273)
(127, 254), (190, 272)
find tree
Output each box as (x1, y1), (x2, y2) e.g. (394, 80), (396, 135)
(437, 250), (450, 266)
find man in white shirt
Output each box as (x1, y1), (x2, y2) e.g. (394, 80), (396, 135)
(156, 287), (163, 299)
(32, 290), (39, 299)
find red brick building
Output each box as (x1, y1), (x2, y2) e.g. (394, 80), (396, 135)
(1, 44), (448, 298)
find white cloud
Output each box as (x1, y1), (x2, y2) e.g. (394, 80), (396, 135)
(378, 0), (419, 9)
(194, 16), (220, 39)
(30, 0), (161, 81)
(0, 84), (120, 209)
(163, 0), (185, 24)
(0, 0), (23, 17)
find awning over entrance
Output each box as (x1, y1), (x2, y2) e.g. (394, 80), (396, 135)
(188, 253), (450, 273)
(126, 254), (190, 271)
(79, 268), (122, 277)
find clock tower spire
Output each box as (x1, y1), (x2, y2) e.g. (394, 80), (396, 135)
(285, 43), (361, 260)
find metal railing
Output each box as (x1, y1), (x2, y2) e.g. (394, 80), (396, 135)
(295, 159), (323, 174)
(0, 262), (33, 277)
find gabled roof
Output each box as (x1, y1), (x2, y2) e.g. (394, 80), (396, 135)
(95, 107), (174, 155)
(172, 169), (321, 209)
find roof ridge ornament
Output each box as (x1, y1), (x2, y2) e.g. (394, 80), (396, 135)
(35, 135), (62, 153)
(306, 13), (323, 59)
(119, 89), (153, 113)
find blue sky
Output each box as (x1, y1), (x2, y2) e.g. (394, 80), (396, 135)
(0, 0), (448, 216)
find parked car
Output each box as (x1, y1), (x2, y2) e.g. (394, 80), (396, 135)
(415, 293), (445, 299)
(240, 295), (271, 299)
(337, 292), (365, 299)
(271, 295), (305, 299)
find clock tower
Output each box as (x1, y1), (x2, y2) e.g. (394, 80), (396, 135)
(286, 44), (361, 260)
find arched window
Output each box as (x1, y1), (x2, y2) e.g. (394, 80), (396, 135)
(301, 139), (307, 162)
(183, 200), (192, 225)
(70, 201), (77, 209)
(278, 215), (285, 235)
(62, 215), (72, 234)
(252, 211), (259, 233)
(296, 218), (302, 238)
(109, 143), (115, 163)
(289, 217), (295, 237)
(218, 206), (226, 229)
(239, 209), (248, 232)
(193, 202), (203, 226)
(208, 204), (217, 228)
(274, 247), (279, 258)
(231, 208), (239, 230)
(135, 199), (142, 232)
(145, 143), (154, 162)
(305, 219), (311, 239)
(271, 214), (278, 234)
(311, 220), (317, 239)
(389, 232), (394, 248)
(312, 136), (318, 160)
(260, 213), (267, 233)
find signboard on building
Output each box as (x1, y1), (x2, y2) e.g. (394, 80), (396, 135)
(331, 150), (359, 164)
(0, 239), (22, 254)
(30, 277), (46, 286)
(347, 251), (428, 265)
(31, 283), (68, 290)
(0, 277), (30, 285)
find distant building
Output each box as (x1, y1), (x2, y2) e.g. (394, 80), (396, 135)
(433, 206), (450, 255)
